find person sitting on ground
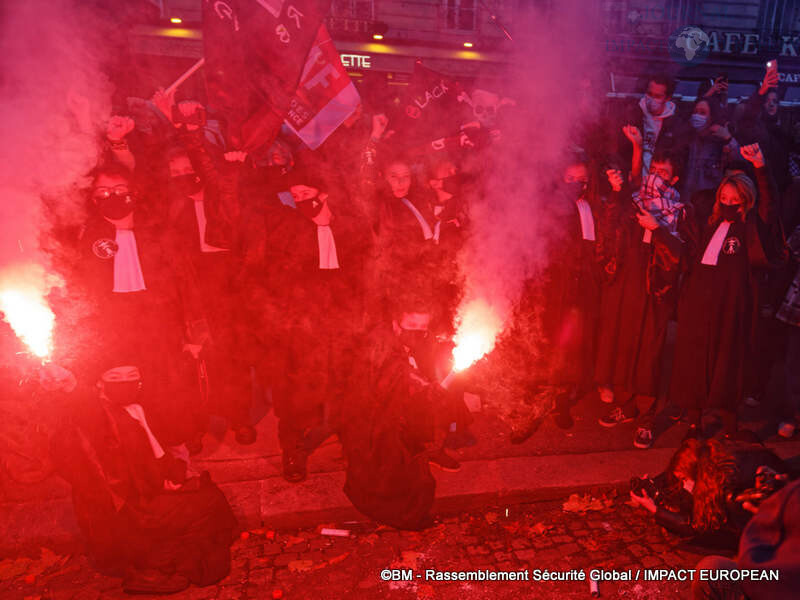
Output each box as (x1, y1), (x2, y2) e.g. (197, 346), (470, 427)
(45, 363), (237, 595)
(629, 436), (791, 550)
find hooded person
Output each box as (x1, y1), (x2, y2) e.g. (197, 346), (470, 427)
(239, 164), (371, 483)
(48, 364), (236, 595)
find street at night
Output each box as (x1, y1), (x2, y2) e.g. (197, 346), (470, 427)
(2, 0), (800, 599)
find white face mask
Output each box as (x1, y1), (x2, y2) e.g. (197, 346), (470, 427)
(682, 479), (695, 493)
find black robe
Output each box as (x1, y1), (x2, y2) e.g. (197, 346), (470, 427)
(595, 203), (683, 397)
(69, 213), (204, 445)
(242, 196), (371, 434)
(537, 193), (607, 386)
(339, 327), (437, 530)
(670, 167), (786, 411)
(51, 396), (236, 584)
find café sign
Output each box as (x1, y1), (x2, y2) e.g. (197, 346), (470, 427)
(340, 53), (372, 69)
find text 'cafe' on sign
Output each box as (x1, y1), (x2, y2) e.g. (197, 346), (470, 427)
(340, 54), (372, 69)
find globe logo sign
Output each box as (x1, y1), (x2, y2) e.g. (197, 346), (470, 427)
(668, 26), (711, 66)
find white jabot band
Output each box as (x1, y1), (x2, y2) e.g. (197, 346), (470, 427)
(317, 225), (340, 269)
(575, 199), (596, 241)
(700, 221), (732, 266)
(113, 229), (146, 293)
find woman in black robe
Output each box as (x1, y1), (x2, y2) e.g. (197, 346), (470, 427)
(669, 144), (786, 436)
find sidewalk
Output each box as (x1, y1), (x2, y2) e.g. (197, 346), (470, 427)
(3, 387), (800, 554)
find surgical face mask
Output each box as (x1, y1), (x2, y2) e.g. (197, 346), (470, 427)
(398, 327), (429, 354)
(171, 173), (204, 196)
(96, 189), (135, 220)
(645, 95), (665, 115)
(720, 204), (741, 222)
(296, 196), (325, 220)
(690, 114), (708, 130)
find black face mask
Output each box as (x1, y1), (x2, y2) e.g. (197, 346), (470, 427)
(563, 180), (587, 200)
(398, 328), (429, 355)
(171, 173), (204, 196)
(296, 196), (325, 220)
(441, 174), (461, 197)
(97, 191), (135, 220)
(103, 380), (142, 405)
(720, 204), (741, 222)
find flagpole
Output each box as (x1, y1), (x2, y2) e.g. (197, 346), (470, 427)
(166, 57), (205, 95)
(478, 0), (512, 41)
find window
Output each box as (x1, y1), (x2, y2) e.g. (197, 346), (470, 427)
(331, 0), (375, 20)
(445, 0), (477, 31)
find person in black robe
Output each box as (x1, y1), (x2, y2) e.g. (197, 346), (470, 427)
(373, 156), (439, 296)
(47, 364), (236, 594)
(68, 162), (205, 447)
(528, 152), (610, 432)
(164, 118), (257, 447)
(595, 150), (685, 448)
(669, 143), (787, 437)
(241, 167), (370, 482)
(339, 293), (468, 530)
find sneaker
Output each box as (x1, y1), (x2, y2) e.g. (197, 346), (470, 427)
(778, 422), (797, 439)
(510, 413), (542, 444)
(599, 406), (638, 428)
(598, 386), (614, 404)
(428, 449), (461, 472)
(633, 427), (653, 449)
(282, 451), (308, 483)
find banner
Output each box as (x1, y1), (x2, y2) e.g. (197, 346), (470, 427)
(202, 0), (331, 154)
(391, 61), (467, 149)
(285, 25), (361, 150)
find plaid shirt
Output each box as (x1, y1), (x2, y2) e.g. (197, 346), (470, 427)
(777, 226), (800, 327)
(632, 174), (684, 238)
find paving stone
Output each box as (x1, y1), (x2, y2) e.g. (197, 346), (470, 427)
(513, 549), (536, 561)
(272, 553), (299, 568)
(641, 555), (663, 568)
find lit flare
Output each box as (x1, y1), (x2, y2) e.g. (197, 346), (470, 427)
(0, 288), (54, 359)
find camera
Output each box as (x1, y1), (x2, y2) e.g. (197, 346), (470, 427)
(630, 476), (661, 501)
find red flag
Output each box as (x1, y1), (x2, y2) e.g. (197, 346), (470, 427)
(202, 0), (331, 154)
(285, 26), (361, 150)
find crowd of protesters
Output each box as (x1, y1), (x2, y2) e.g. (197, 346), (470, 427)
(24, 61), (800, 593)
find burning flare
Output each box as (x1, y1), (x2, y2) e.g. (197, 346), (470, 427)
(0, 288), (55, 359)
(451, 299), (502, 371)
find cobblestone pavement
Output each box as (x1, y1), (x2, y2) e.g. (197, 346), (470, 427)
(2, 492), (714, 600)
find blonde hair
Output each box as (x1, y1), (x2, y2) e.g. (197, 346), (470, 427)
(709, 173), (756, 224)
